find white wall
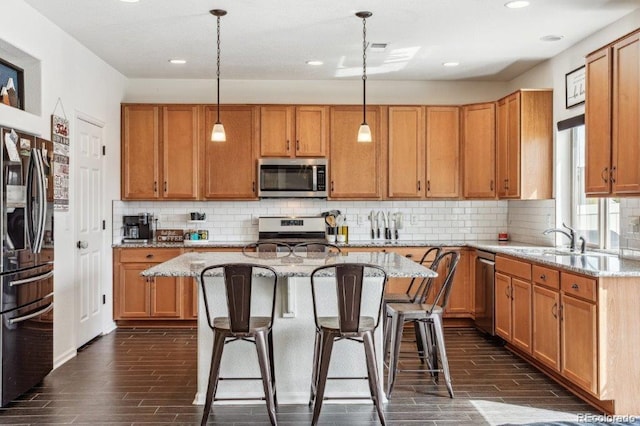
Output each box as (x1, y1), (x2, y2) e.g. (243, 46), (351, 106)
(1, 0), (126, 366)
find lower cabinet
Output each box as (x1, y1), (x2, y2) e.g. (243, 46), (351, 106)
(495, 256), (532, 354)
(114, 248), (189, 322)
(532, 284), (560, 371)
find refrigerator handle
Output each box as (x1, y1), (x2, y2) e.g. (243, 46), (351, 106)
(25, 149), (37, 251)
(33, 148), (47, 253)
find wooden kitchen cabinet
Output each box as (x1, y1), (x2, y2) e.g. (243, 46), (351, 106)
(329, 106), (382, 199)
(586, 29), (640, 196)
(121, 104), (199, 200)
(425, 106), (460, 198)
(532, 284), (560, 371)
(495, 256), (532, 354)
(496, 90), (552, 199)
(259, 105), (327, 157)
(202, 105), (258, 199)
(113, 248), (185, 322)
(387, 106), (424, 198)
(560, 272), (598, 395)
(462, 102), (496, 198)
(431, 248), (471, 317)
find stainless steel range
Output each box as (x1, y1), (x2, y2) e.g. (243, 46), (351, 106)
(258, 216), (326, 245)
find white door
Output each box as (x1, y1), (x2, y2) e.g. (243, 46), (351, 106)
(75, 117), (104, 347)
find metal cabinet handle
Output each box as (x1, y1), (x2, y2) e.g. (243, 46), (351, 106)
(611, 166), (616, 183)
(427, 180), (431, 192)
(252, 181), (256, 192)
(552, 303), (558, 319)
(417, 181), (421, 191)
(146, 254), (154, 259)
(164, 181), (167, 193)
(296, 140), (300, 151)
(406, 254), (413, 259)
(286, 140), (290, 151)
(571, 283), (579, 290)
(601, 167), (609, 183)
(540, 274), (546, 281)
(490, 180), (494, 191)
(331, 181), (334, 192)
(153, 181), (158, 193)
(505, 286), (510, 298)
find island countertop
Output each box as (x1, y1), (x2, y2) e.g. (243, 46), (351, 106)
(141, 251), (438, 278)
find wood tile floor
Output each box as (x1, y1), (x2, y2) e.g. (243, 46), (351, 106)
(0, 328), (598, 425)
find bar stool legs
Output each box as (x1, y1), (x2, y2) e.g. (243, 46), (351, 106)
(255, 330), (278, 425)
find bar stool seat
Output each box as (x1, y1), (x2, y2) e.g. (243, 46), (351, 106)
(212, 317), (271, 330)
(316, 316), (376, 330)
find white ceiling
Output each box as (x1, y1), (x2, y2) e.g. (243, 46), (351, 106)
(23, 0), (640, 81)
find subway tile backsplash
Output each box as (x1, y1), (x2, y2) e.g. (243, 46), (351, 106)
(112, 199), (509, 244)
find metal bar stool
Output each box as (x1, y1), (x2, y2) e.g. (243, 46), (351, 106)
(308, 263), (388, 426)
(199, 263), (279, 425)
(242, 241), (292, 254)
(383, 247), (442, 364)
(385, 251), (460, 399)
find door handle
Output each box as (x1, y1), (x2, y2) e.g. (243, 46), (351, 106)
(551, 303), (558, 319)
(601, 167), (609, 183)
(77, 240), (89, 249)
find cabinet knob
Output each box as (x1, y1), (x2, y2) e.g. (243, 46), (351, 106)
(540, 274), (546, 281)
(146, 254), (154, 259)
(571, 283), (579, 290)
(406, 254), (413, 259)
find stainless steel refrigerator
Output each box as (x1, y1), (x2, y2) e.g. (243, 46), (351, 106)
(1, 127), (54, 407)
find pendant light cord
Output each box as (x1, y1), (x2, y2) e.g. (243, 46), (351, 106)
(216, 14), (221, 124)
(361, 15), (367, 125)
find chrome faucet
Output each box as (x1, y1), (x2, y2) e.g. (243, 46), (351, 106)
(543, 222), (576, 251)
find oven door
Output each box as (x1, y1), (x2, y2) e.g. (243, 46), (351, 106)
(1, 293), (53, 406)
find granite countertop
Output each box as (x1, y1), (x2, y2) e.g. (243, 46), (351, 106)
(141, 251), (438, 279)
(115, 239), (640, 278)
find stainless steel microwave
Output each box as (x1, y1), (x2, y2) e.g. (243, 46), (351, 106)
(257, 158), (328, 198)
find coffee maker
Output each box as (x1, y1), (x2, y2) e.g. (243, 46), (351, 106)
(122, 213), (154, 243)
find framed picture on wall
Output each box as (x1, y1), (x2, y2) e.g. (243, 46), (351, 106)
(565, 65), (585, 109)
(0, 58), (24, 110)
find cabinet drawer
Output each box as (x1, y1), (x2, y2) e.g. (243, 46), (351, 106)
(119, 248), (182, 263)
(561, 272), (596, 302)
(496, 256), (531, 280)
(532, 265), (559, 290)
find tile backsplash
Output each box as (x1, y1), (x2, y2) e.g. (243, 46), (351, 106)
(112, 199), (509, 244)
(506, 199), (556, 245)
(620, 198), (640, 257)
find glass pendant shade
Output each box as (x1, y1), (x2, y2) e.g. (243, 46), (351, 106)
(211, 122), (226, 142)
(357, 123), (372, 142)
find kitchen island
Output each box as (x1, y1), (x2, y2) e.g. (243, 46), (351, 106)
(142, 250), (436, 405)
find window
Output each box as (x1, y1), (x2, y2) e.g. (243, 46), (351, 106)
(572, 125), (619, 249)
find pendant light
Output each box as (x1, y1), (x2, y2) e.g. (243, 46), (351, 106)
(356, 11), (372, 143)
(210, 9), (227, 142)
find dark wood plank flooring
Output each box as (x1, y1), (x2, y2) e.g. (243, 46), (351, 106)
(0, 328), (598, 425)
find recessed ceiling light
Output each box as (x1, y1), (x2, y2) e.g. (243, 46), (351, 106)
(540, 35), (564, 42)
(120, 0), (140, 3)
(443, 62), (460, 67)
(169, 59), (187, 64)
(306, 60), (324, 66)
(505, 1), (530, 8)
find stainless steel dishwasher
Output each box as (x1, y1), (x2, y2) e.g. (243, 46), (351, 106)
(474, 250), (495, 336)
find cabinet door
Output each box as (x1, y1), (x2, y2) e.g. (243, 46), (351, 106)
(151, 276), (182, 318)
(118, 263), (151, 318)
(442, 249), (471, 317)
(463, 103), (496, 198)
(533, 284), (560, 371)
(496, 98), (509, 198)
(561, 294), (598, 395)
(203, 106), (258, 199)
(511, 277), (531, 354)
(495, 272), (512, 340)
(329, 106), (381, 199)
(260, 106), (293, 157)
(612, 33), (640, 195)
(295, 106), (327, 157)
(425, 106), (460, 198)
(585, 47), (612, 195)
(388, 106), (424, 198)
(122, 105), (160, 199)
(505, 94), (521, 198)
(162, 105), (199, 199)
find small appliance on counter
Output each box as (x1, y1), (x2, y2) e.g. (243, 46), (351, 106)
(122, 213), (154, 243)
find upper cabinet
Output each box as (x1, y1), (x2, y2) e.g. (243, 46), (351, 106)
(425, 106), (461, 198)
(260, 105), (328, 157)
(586, 29), (640, 196)
(462, 102), (496, 199)
(496, 90), (553, 200)
(387, 106), (424, 199)
(202, 105), (258, 199)
(329, 106), (382, 199)
(122, 104), (199, 200)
